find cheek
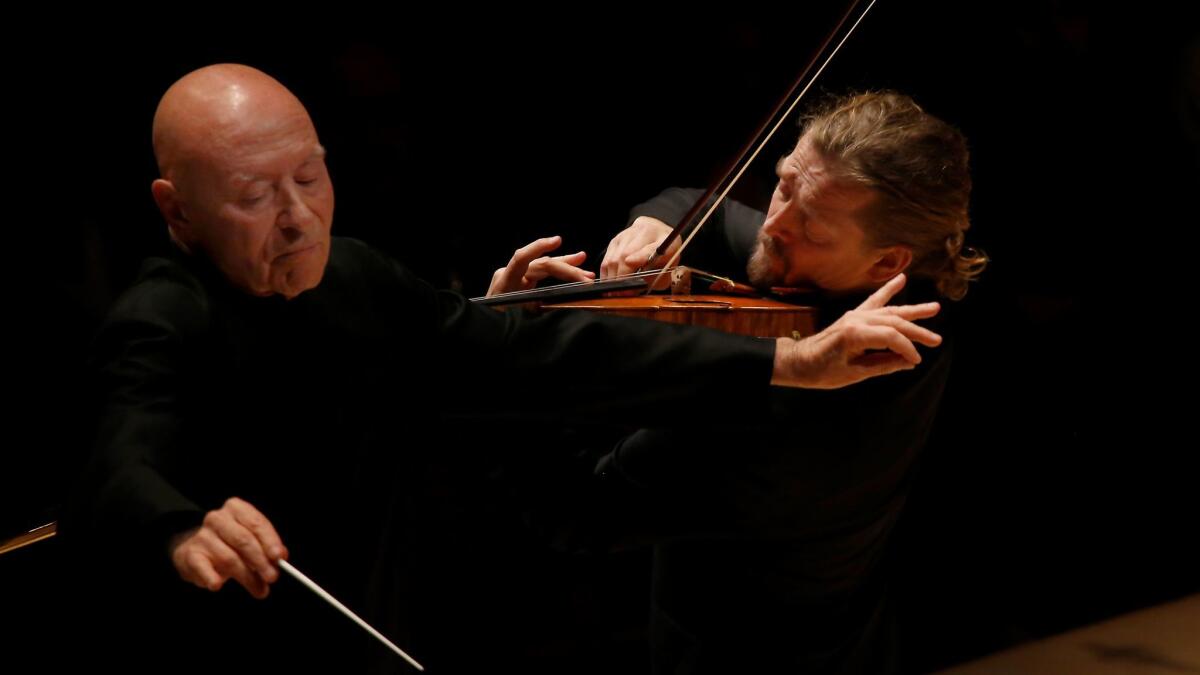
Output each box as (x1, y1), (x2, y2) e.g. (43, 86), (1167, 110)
(219, 224), (256, 259)
(319, 196), (335, 229)
(786, 245), (840, 282)
(246, 224), (274, 255)
(232, 219), (280, 270)
(309, 186), (335, 220)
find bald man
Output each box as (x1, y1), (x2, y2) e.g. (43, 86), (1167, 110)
(150, 64), (332, 301)
(72, 64), (942, 673)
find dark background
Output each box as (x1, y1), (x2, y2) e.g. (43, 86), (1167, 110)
(4, 2), (1198, 672)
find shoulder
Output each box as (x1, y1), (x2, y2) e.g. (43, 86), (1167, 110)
(102, 257), (211, 339)
(87, 255), (220, 376)
(313, 238), (444, 332)
(324, 236), (423, 289)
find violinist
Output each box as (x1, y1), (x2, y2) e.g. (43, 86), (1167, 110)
(68, 65), (943, 674)
(487, 91), (986, 673)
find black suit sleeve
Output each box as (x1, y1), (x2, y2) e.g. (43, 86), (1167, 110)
(358, 240), (778, 425)
(75, 266), (210, 560)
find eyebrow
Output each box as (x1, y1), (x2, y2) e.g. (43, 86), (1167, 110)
(232, 173), (265, 188)
(232, 146), (327, 186)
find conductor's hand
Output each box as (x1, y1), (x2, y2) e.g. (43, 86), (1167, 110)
(168, 497), (289, 599)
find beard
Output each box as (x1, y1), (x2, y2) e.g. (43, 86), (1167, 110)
(746, 233), (786, 288)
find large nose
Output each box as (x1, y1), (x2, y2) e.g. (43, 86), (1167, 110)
(761, 199), (799, 243)
(276, 181), (319, 239)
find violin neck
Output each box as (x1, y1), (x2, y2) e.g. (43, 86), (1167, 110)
(471, 275), (649, 306)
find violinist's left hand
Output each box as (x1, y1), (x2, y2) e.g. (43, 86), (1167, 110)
(771, 274), (942, 389)
(487, 235), (595, 297)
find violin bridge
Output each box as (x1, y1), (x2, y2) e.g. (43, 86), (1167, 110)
(669, 267), (694, 294)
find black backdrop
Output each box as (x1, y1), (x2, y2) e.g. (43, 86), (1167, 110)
(4, 3), (1198, 672)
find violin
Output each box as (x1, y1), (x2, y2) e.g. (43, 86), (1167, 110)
(475, 265), (820, 338)
(473, 0), (878, 340)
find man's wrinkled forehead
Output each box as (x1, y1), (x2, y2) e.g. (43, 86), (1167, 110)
(227, 145), (327, 186)
(189, 107), (320, 179)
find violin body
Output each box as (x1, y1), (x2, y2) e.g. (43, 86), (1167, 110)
(540, 295), (817, 338)
(482, 266), (820, 338)
(476, 0), (876, 342)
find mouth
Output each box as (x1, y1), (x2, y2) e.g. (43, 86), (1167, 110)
(758, 234), (782, 257)
(753, 240), (784, 271)
(747, 236), (787, 287)
(276, 243), (320, 261)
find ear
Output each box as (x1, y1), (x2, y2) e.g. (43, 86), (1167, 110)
(866, 245), (913, 283)
(151, 178), (194, 249)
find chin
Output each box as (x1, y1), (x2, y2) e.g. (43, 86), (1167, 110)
(288, 276), (323, 298)
(272, 264), (325, 299)
(747, 255), (784, 288)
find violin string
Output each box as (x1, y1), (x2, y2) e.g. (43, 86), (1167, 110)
(480, 268), (671, 302)
(480, 0), (878, 307)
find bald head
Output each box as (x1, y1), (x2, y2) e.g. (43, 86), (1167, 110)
(149, 64), (334, 299)
(153, 64), (315, 182)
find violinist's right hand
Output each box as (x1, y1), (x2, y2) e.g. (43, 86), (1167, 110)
(600, 216), (677, 279)
(487, 235), (594, 297)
